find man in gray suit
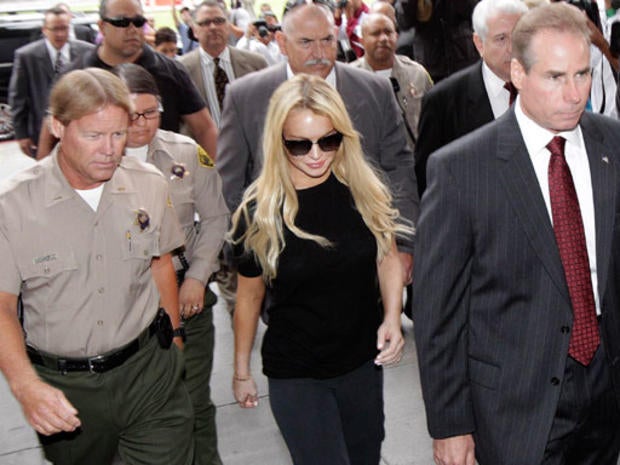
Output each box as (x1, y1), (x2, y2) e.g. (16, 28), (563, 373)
(8, 6), (93, 157)
(413, 4), (620, 465)
(179, 0), (267, 128)
(218, 1), (417, 282)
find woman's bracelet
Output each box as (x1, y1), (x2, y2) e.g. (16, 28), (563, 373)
(233, 373), (251, 382)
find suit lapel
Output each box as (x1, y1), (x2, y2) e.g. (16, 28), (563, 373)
(465, 62), (494, 130)
(35, 41), (54, 80)
(581, 115), (616, 303)
(496, 111), (571, 307)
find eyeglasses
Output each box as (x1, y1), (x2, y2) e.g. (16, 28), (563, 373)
(282, 131), (343, 156)
(130, 106), (163, 122)
(102, 16), (148, 28)
(197, 17), (227, 27)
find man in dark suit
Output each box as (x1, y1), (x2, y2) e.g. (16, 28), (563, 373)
(413, 3), (620, 465)
(414, 0), (527, 195)
(179, 0), (267, 128)
(8, 6), (93, 157)
(217, 2), (417, 281)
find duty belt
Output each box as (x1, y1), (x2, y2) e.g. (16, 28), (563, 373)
(26, 317), (158, 374)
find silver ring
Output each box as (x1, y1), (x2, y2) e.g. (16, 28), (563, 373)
(192, 305), (199, 310)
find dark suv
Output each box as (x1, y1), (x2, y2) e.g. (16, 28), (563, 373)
(0, 17), (39, 140)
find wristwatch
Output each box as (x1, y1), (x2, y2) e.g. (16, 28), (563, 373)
(173, 326), (186, 342)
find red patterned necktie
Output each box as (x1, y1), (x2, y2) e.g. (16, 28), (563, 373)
(503, 81), (518, 106)
(547, 136), (600, 366)
(213, 57), (229, 111)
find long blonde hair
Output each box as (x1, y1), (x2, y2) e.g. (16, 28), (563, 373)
(230, 74), (411, 282)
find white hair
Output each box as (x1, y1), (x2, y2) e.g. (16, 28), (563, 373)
(472, 0), (528, 41)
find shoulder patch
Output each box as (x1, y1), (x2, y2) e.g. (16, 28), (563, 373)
(197, 146), (214, 168)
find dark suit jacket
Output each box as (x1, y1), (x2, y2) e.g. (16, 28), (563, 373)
(414, 61), (494, 195)
(412, 109), (620, 465)
(178, 46), (268, 104)
(217, 62), (418, 252)
(8, 39), (94, 143)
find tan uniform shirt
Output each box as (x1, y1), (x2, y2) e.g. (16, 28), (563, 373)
(0, 148), (184, 357)
(147, 129), (229, 285)
(351, 54), (433, 149)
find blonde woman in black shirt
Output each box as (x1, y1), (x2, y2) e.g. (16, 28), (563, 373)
(230, 74), (411, 465)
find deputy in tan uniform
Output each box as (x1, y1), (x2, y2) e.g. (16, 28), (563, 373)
(351, 12), (433, 150)
(0, 68), (194, 465)
(115, 63), (229, 465)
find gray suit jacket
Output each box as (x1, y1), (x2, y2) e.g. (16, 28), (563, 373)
(178, 46), (268, 103)
(351, 55), (433, 149)
(8, 39), (94, 143)
(413, 109), (620, 465)
(217, 62), (418, 252)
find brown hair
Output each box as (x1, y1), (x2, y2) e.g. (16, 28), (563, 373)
(512, 2), (590, 72)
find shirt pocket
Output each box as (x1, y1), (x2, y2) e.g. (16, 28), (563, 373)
(20, 251), (78, 289)
(121, 229), (160, 261)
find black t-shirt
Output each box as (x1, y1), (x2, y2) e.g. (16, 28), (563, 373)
(235, 174), (382, 379)
(65, 45), (205, 132)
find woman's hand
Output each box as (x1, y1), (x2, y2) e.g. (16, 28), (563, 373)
(374, 317), (404, 366)
(233, 374), (259, 408)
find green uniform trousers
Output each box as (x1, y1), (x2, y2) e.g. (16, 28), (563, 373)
(37, 334), (194, 465)
(183, 286), (223, 465)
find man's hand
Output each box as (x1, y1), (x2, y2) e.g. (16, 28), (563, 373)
(179, 277), (205, 319)
(398, 252), (413, 285)
(14, 378), (80, 436)
(17, 138), (37, 157)
(433, 435), (475, 465)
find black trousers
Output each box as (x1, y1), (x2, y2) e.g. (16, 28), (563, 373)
(542, 344), (620, 465)
(268, 361), (384, 465)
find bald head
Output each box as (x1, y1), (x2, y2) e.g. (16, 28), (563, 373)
(369, 1), (396, 25)
(361, 13), (397, 70)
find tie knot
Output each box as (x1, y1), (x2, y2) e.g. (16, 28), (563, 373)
(213, 57), (220, 66)
(546, 136), (566, 158)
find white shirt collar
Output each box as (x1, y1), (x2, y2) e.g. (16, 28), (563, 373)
(514, 95), (584, 155)
(45, 39), (70, 64)
(285, 63), (337, 88)
(199, 46), (231, 66)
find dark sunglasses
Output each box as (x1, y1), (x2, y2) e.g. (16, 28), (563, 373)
(197, 17), (227, 27)
(282, 131), (343, 156)
(102, 16), (148, 28)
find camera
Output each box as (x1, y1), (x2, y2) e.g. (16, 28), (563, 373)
(252, 19), (270, 38)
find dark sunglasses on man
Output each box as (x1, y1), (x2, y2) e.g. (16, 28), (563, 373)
(282, 132), (343, 156)
(102, 15), (148, 28)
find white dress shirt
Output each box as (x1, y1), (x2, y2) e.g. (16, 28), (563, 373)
(481, 61), (512, 119)
(514, 98), (600, 314)
(199, 46), (235, 127)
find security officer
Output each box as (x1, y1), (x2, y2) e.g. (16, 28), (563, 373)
(352, 11), (433, 150)
(116, 63), (229, 465)
(0, 68), (194, 465)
